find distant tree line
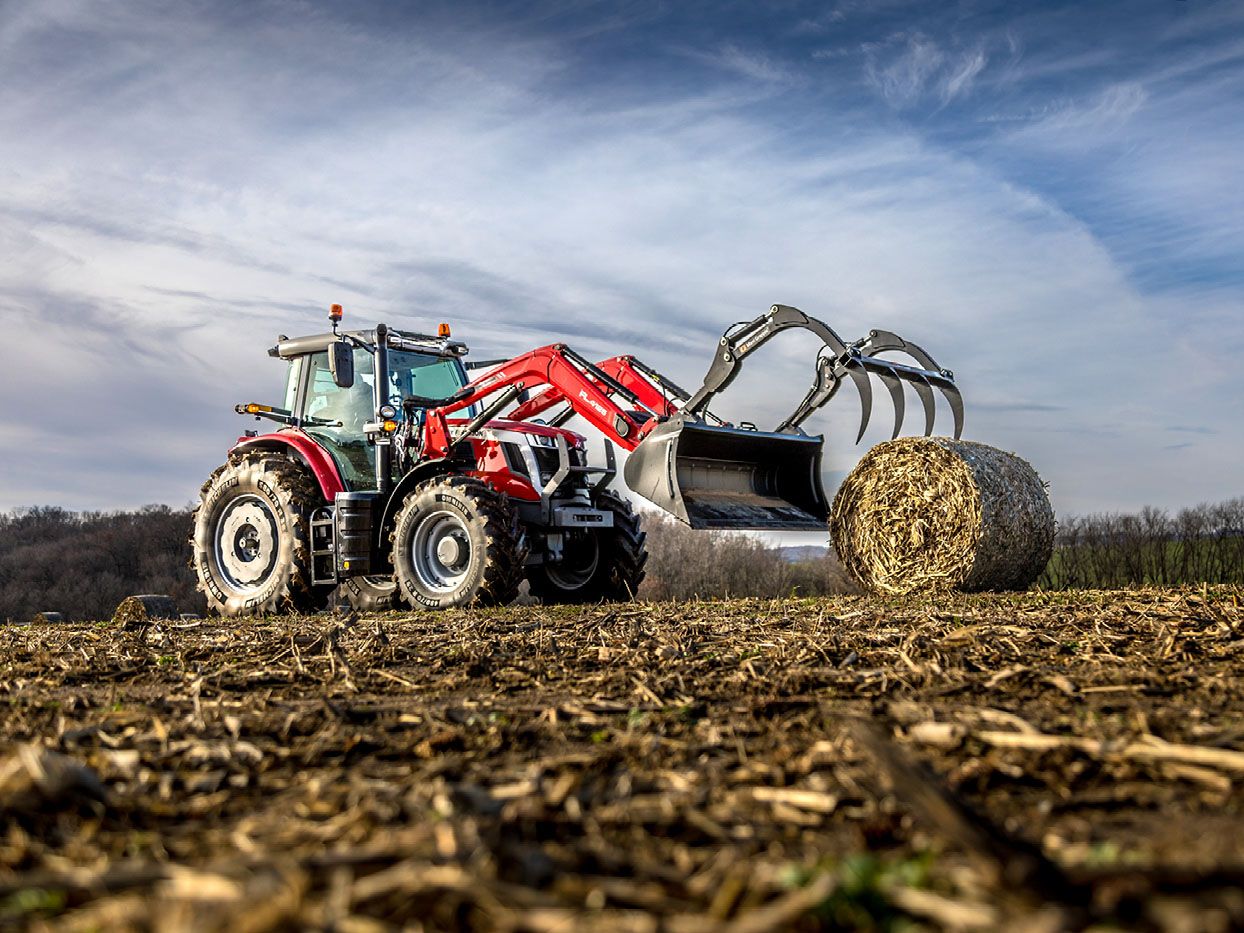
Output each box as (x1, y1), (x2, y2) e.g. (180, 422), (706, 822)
(0, 506), (205, 623)
(1037, 498), (1244, 589)
(0, 505), (853, 622)
(639, 513), (857, 600)
(7, 494), (1235, 620)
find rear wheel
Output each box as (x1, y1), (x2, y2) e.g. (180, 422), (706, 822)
(391, 476), (525, 609)
(192, 452), (323, 616)
(528, 490), (647, 604)
(334, 575), (399, 611)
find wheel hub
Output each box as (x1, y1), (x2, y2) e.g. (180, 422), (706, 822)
(436, 535), (466, 567)
(411, 510), (472, 593)
(216, 496), (279, 588)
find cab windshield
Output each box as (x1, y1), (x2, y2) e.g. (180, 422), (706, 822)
(299, 346), (469, 489)
(385, 349), (467, 412)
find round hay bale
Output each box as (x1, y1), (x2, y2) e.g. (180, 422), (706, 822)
(830, 437), (1054, 595)
(112, 594), (178, 627)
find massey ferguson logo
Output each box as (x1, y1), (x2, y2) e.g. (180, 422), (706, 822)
(578, 390), (609, 418)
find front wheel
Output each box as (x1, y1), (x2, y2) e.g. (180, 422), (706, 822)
(391, 476), (526, 609)
(191, 452), (323, 616)
(528, 490), (648, 604)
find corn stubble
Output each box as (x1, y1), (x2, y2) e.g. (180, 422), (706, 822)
(3, 589), (1244, 930)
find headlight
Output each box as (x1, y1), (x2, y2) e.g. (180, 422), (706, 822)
(379, 404), (397, 419)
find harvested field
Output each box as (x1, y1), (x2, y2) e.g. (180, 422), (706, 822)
(4, 588), (1244, 930)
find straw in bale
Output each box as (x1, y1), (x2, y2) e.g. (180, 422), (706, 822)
(830, 437), (1053, 595)
(112, 594), (178, 627)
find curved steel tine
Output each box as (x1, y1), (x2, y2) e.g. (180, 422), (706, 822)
(870, 363), (905, 439)
(864, 330), (942, 373)
(940, 381), (965, 439)
(907, 373), (936, 436)
(844, 359), (872, 443)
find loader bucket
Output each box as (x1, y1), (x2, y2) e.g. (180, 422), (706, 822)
(623, 419), (829, 531)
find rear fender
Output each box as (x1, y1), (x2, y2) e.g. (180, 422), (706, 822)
(230, 430), (344, 502)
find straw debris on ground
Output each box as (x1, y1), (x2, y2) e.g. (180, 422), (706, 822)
(3, 588), (1244, 930)
(831, 437), (1055, 595)
(111, 595), (179, 628)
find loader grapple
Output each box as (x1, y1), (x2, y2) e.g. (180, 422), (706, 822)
(616, 305), (964, 531)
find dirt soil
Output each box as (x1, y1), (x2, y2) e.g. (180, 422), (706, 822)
(4, 588), (1244, 931)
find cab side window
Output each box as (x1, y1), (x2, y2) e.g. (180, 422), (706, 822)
(282, 357), (303, 413)
(304, 350), (374, 431)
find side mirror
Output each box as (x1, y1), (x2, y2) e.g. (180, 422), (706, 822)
(329, 339), (354, 388)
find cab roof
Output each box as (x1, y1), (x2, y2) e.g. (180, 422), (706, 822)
(268, 327), (469, 360)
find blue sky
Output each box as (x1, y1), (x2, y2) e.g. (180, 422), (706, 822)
(1, 0), (1241, 519)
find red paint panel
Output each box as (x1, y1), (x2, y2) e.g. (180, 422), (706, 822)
(469, 437), (541, 501)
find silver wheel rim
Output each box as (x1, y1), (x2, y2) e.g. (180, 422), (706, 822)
(411, 509), (472, 594)
(545, 533), (600, 590)
(215, 494), (279, 591)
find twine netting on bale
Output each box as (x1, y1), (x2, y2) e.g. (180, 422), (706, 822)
(830, 437), (1054, 595)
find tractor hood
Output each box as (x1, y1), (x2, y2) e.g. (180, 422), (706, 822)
(477, 419), (587, 448)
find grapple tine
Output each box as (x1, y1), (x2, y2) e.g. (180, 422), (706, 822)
(869, 363), (905, 439)
(940, 380), (965, 439)
(908, 374), (936, 436)
(845, 358), (872, 443)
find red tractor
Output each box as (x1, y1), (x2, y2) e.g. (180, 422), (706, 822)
(192, 304), (962, 615)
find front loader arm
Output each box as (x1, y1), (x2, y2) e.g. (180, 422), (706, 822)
(422, 344), (654, 458)
(506, 355), (690, 425)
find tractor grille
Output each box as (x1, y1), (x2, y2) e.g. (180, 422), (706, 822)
(504, 441), (585, 486)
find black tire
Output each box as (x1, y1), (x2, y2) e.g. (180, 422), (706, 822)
(528, 490), (647, 604)
(334, 575), (399, 611)
(391, 476), (525, 609)
(192, 452), (323, 616)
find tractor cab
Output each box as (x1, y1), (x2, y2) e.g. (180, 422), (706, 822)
(269, 328), (472, 490)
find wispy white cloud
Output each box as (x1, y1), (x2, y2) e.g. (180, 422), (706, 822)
(683, 42), (800, 85)
(865, 33), (944, 106)
(862, 32), (991, 108)
(1007, 81), (1148, 138)
(941, 48), (988, 102)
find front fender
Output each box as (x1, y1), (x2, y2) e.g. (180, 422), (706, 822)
(377, 459), (457, 544)
(231, 430), (344, 502)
